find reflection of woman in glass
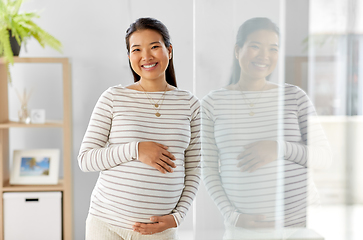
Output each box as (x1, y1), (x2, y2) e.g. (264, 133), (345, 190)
(201, 17), (331, 239)
(78, 17), (200, 240)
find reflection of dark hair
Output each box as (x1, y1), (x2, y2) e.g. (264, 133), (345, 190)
(125, 17), (177, 87)
(229, 17), (279, 84)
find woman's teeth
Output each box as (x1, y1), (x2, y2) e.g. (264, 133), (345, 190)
(253, 63), (267, 68)
(143, 63), (157, 68)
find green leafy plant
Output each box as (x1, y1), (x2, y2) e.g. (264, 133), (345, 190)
(0, 0), (62, 81)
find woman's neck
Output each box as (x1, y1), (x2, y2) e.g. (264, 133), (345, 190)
(237, 78), (267, 91)
(138, 79), (168, 92)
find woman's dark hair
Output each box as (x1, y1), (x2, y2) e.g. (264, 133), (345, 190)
(229, 17), (279, 84)
(125, 17), (177, 87)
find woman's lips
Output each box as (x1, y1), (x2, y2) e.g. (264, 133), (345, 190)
(141, 62), (158, 70)
(252, 62), (269, 70)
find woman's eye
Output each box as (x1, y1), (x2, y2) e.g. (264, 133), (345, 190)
(250, 45), (259, 49)
(271, 48), (278, 52)
(132, 49), (140, 52)
(151, 45), (159, 49)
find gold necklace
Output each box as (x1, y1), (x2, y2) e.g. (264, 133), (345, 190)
(238, 82), (267, 116)
(138, 82), (168, 117)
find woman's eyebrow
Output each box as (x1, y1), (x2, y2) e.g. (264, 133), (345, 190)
(249, 41), (279, 47)
(131, 41), (161, 48)
(149, 41), (162, 45)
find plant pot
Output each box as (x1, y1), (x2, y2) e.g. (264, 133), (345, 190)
(9, 30), (21, 56)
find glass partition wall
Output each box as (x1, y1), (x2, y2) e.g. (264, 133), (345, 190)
(192, 0), (363, 240)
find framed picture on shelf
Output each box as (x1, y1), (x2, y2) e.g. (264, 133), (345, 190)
(10, 149), (60, 185)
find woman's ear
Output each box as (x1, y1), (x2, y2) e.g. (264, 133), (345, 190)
(168, 44), (173, 59)
(234, 45), (240, 59)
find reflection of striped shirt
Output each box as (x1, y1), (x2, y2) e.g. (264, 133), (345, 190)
(78, 85), (201, 230)
(201, 84), (331, 228)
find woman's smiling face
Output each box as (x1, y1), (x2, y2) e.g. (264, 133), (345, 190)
(236, 29), (279, 82)
(128, 29), (172, 83)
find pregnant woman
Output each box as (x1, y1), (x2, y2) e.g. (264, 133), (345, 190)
(201, 17), (332, 239)
(78, 17), (201, 240)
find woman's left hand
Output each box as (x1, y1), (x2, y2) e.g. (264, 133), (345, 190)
(236, 140), (278, 172)
(133, 215), (177, 235)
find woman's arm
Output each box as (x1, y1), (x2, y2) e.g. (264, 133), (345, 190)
(278, 87), (332, 169)
(201, 96), (240, 226)
(170, 95), (201, 226)
(78, 88), (139, 172)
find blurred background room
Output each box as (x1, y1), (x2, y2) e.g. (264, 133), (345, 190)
(2, 0), (363, 239)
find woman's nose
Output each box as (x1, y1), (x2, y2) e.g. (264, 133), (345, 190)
(142, 50), (153, 61)
(258, 48), (269, 59)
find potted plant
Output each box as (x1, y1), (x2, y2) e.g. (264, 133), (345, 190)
(0, 0), (62, 81)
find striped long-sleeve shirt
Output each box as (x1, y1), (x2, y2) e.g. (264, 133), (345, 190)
(78, 85), (201, 230)
(201, 84), (332, 228)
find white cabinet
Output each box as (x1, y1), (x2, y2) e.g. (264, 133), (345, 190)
(3, 192), (62, 240)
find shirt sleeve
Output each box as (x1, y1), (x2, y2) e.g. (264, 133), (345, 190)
(200, 95), (240, 226)
(77, 87), (139, 172)
(278, 86), (332, 169)
(171, 95), (201, 226)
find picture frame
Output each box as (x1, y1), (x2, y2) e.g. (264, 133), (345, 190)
(10, 149), (60, 185)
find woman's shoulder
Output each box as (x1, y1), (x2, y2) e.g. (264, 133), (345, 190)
(199, 88), (233, 110)
(167, 89), (200, 114)
(169, 88), (199, 101)
(103, 84), (147, 96)
(283, 83), (308, 96)
(202, 88), (236, 101)
(258, 83), (307, 96)
(95, 85), (140, 103)
(100, 84), (125, 94)
(108, 84), (131, 92)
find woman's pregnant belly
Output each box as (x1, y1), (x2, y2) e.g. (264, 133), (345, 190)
(90, 158), (185, 229)
(220, 159), (308, 221)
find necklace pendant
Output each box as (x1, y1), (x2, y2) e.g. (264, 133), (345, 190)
(250, 103), (254, 107)
(249, 111), (255, 116)
(155, 112), (161, 117)
(155, 104), (159, 108)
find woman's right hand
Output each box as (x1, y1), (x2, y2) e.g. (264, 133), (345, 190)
(138, 142), (176, 174)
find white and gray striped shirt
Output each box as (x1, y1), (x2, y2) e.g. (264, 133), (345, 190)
(78, 85), (201, 230)
(201, 84), (332, 228)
